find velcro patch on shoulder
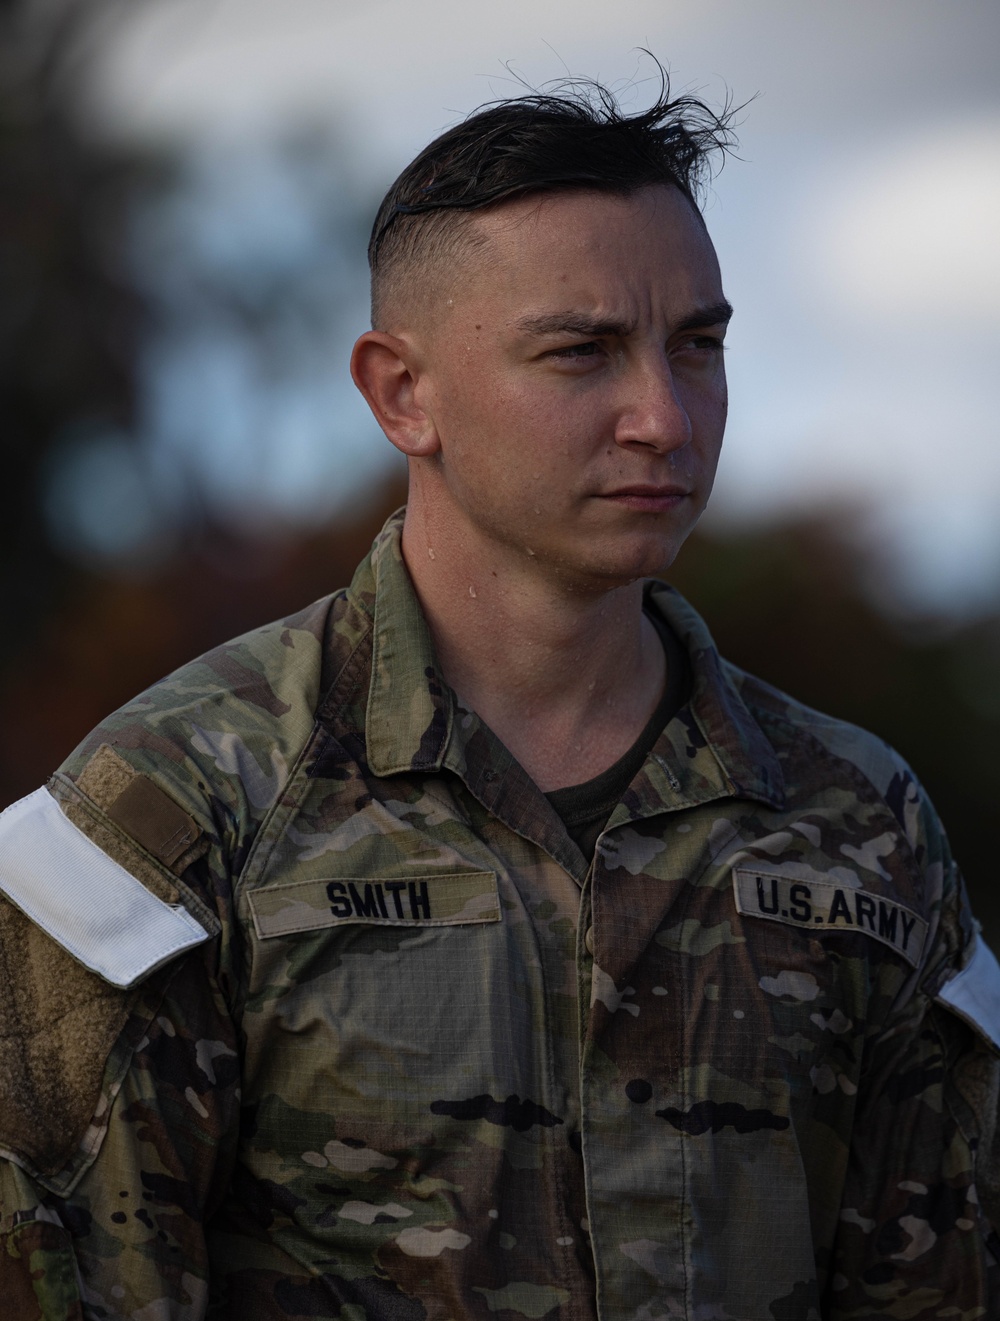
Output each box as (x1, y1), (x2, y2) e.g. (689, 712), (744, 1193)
(733, 867), (927, 968)
(248, 871), (500, 939)
(0, 787), (211, 988)
(78, 744), (205, 871)
(936, 934), (1000, 1053)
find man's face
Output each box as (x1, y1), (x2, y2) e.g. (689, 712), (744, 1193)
(408, 184), (730, 590)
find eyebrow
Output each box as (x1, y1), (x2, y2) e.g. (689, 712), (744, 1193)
(677, 300), (734, 332)
(515, 300), (734, 339)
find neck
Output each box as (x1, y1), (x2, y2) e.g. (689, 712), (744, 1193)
(399, 499), (665, 792)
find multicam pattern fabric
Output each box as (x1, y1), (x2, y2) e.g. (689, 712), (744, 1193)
(1, 509), (998, 1320)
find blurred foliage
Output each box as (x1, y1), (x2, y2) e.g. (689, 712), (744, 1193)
(0, 473), (408, 799)
(1, 0), (998, 956)
(2, 0), (381, 601)
(0, 0), (150, 661)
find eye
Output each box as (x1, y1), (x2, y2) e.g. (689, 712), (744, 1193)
(549, 341), (602, 361)
(676, 334), (726, 355)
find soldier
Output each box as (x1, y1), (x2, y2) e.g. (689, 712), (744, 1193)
(1, 74), (998, 1321)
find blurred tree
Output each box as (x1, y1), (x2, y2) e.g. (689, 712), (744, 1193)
(0, 0), (385, 643)
(0, 471), (408, 801)
(0, 0), (147, 663)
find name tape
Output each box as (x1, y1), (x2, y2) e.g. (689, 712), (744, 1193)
(732, 868), (927, 967)
(248, 871), (500, 939)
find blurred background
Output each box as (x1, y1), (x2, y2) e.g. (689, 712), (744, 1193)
(2, 0), (999, 941)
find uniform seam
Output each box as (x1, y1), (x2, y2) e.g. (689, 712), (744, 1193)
(527, 866), (583, 1316)
(675, 857), (696, 1320)
(576, 881), (599, 1318)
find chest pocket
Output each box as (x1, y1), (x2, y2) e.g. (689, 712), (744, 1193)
(240, 865), (529, 1160)
(247, 869), (500, 937)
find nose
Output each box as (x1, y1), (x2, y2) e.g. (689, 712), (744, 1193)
(613, 356), (691, 454)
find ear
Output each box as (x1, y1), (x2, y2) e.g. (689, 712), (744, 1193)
(350, 331), (441, 458)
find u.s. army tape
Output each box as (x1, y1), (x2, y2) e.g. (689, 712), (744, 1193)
(733, 867), (927, 967)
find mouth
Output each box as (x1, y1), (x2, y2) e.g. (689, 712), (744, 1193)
(598, 484), (691, 512)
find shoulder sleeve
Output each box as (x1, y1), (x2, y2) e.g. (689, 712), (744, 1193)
(0, 737), (228, 1192)
(0, 927), (241, 1318)
(827, 774), (1000, 1316)
(0, 598), (328, 1187)
(0, 601), (332, 1314)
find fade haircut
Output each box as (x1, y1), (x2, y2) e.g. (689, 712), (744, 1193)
(368, 65), (738, 329)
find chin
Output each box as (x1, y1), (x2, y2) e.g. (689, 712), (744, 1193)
(569, 533), (686, 590)
(623, 527), (689, 571)
(584, 507), (703, 578)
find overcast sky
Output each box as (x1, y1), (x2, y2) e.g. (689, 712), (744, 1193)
(79, 0), (1000, 613)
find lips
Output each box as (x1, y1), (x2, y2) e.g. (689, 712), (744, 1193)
(602, 485), (690, 499)
(597, 484), (691, 511)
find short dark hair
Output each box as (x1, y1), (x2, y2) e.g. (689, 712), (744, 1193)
(368, 65), (738, 326)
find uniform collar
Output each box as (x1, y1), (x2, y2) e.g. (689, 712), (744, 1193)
(356, 512), (784, 814)
(628, 581), (785, 816)
(360, 510), (454, 775)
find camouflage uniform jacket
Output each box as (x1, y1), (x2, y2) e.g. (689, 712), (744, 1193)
(1, 511), (999, 1321)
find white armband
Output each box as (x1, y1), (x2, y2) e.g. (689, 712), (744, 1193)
(0, 787), (211, 989)
(935, 932), (1000, 1053)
